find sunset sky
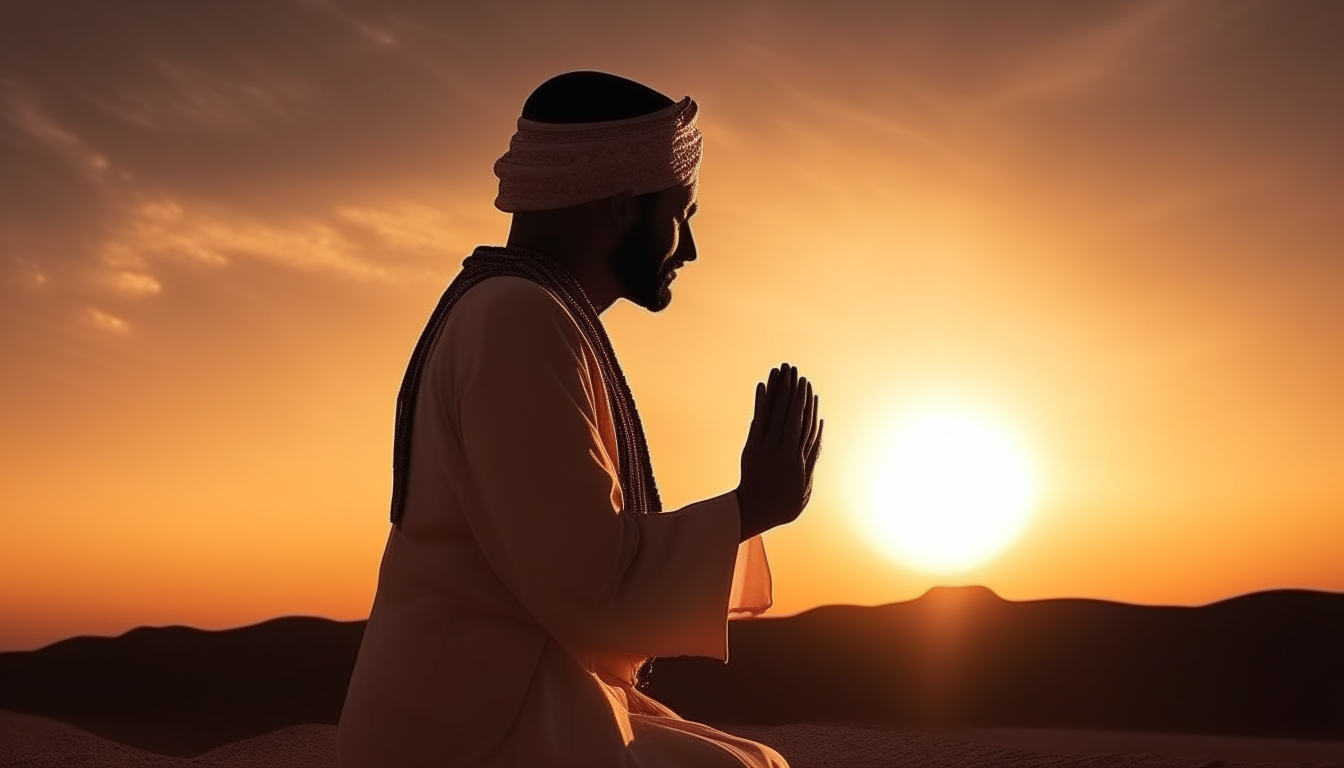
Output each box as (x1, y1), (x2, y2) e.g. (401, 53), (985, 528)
(2, 0), (1341, 652)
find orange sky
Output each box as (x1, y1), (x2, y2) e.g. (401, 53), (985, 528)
(2, 0), (1342, 651)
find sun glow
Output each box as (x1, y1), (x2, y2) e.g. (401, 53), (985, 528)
(856, 407), (1039, 574)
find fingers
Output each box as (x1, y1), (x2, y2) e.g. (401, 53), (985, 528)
(786, 375), (808, 443)
(779, 365), (806, 446)
(795, 380), (815, 452)
(761, 362), (820, 451)
(758, 366), (780, 442)
(766, 363), (793, 443)
(805, 418), (825, 474)
(802, 391), (819, 451)
(759, 362), (822, 452)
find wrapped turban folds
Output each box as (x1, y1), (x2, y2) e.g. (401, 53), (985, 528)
(494, 96), (703, 213)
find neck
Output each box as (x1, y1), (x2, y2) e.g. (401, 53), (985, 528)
(506, 213), (624, 313)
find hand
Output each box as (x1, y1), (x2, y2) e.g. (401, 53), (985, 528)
(735, 363), (824, 542)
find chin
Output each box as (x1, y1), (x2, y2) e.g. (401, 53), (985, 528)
(621, 261), (680, 312)
(628, 271), (677, 312)
(635, 287), (673, 313)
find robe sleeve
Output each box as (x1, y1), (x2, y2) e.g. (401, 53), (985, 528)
(447, 279), (745, 660)
(729, 535), (773, 619)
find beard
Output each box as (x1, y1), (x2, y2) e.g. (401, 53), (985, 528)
(608, 207), (679, 312)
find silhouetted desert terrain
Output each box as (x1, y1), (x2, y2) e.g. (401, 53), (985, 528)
(649, 586), (1344, 740)
(0, 616), (364, 756)
(1, 587), (1340, 759)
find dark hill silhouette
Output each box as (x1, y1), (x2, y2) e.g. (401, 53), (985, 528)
(648, 587), (1344, 741)
(0, 616), (365, 756)
(0, 588), (1340, 757)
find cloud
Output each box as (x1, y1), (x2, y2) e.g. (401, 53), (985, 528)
(1, 81), (112, 179)
(87, 58), (320, 135)
(985, 0), (1195, 105)
(335, 204), (467, 254)
(0, 0), (529, 335)
(86, 306), (130, 334)
(97, 199), (391, 282)
(109, 270), (162, 297)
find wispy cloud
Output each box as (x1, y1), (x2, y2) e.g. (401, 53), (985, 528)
(985, 0), (1197, 106)
(86, 306), (130, 334)
(87, 59), (319, 134)
(1, 80), (112, 181)
(108, 270), (163, 297)
(97, 199), (392, 282)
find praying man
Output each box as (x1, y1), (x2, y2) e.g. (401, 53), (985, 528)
(338, 71), (823, 768)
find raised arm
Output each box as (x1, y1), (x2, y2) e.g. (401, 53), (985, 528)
(449, 279), (742, 660)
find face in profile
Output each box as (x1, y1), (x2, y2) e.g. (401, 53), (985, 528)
(610, 184), (699, 312)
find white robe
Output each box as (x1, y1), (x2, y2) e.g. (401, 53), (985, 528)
(338, 276), (783, 768)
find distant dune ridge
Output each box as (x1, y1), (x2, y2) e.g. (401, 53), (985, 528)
(1, 587), (1340, 763)
(0, 616), (364, 756)
(648, 586), (1344, 740)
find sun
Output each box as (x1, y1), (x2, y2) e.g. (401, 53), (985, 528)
(857, 407), (1039, 574)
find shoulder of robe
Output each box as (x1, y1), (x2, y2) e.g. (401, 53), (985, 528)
(447, 275), (584, 353)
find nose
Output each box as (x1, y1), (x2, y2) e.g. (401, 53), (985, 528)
(678, 220), (698, 264)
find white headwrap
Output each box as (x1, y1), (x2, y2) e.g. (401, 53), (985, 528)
(493, 96), (702, 213)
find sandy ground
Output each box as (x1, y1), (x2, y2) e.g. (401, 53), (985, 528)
(2, 710), (1340, 768)
(725, 724), (1344, 768)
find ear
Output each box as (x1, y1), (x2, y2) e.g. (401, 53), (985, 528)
(609, 189), (637, 232)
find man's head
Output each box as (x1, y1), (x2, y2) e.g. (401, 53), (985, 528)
(497, 71), (700, 312)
